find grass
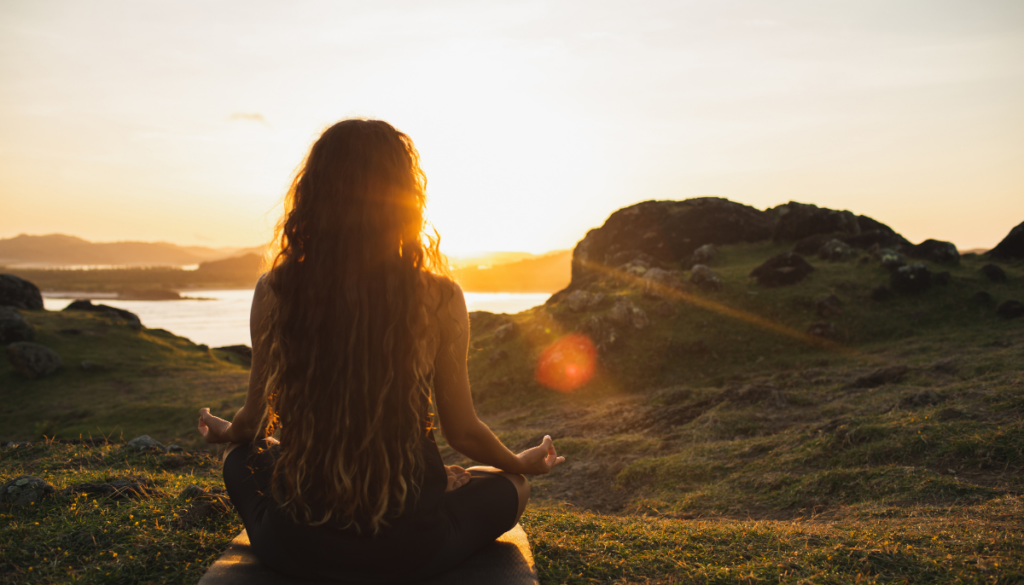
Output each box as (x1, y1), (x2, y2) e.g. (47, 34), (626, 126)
(1, 441), (235, 584)
(524, 500), (1024, 584)
(2, 241), (1024, 583)
(0, 309), (249, 446)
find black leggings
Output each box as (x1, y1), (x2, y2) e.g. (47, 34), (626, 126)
(223, 441), (520, 583)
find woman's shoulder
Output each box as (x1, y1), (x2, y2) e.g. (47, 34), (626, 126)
(420, 271), (464, 306)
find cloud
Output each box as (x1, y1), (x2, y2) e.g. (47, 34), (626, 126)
(228, 112), (269, 125)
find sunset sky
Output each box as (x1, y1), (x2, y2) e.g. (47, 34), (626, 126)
(1, 0), (1022, 256)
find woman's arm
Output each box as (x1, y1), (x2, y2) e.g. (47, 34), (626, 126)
(432, 279), (564, 475)
(198, 273), (273, 444)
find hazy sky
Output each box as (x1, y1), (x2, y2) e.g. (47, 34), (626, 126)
(1, 0), (1022, 255)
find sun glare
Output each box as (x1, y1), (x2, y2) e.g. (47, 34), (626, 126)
(535, 334), (597, 393)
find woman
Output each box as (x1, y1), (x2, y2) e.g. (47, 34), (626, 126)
(197, 119), (564, 583)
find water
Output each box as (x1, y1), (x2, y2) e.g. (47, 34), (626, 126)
(43, 290), (551, 347)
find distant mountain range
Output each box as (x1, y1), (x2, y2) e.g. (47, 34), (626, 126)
(0, 234), (265, 267)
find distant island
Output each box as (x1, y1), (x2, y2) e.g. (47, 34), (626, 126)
(0, 234), (571, 297)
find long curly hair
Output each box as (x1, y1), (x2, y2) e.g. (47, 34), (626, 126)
(259, 119), (448, 533)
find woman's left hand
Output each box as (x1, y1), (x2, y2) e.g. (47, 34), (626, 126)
(198, 408), (233, 444)
(445, 465), (471, 492)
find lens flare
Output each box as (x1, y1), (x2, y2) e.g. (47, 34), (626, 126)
(535, 334), (596, 392)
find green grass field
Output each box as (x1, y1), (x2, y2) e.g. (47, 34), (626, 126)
(2, 242), (1023, 583)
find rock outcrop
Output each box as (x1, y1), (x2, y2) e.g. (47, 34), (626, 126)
(5, 341), (62, 379)
(908, 239), (959, 265)
(568, 198), (774, 289)
(771, 202), (861, 243)
(63, 299), (142, 328)
(1, 475), (55, 506)
(690, 264), (723, 291)
(987, 220), (1024, 260)
(0, 274), (43, 310)
(126, 435), (164, 451)
(0, 306), (35, 344)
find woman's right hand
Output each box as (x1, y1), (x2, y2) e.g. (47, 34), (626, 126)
(198, 407), (233, 444)
(515, 435), (565, 475)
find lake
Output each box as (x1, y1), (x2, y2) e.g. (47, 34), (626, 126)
(42, 290), (551, 348)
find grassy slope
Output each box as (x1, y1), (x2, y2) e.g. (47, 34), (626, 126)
(0, 310), (250, 445)
(3, 243), (1024, 584)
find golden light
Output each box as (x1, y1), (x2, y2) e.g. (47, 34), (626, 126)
(534, 334), (596, 393)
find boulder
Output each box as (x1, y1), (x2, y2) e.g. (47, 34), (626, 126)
(126, 435), (164, 451)
(63, 299), (143, 328)
(877, 248), (906, 272)
(909, 239), (959, 265)
(565, 290), (605, 312)
(770, 202), (860, 242)
(0, 306), (35, 344)
(750, 253), (815, 287)
(870, 285), (893, 301)
(568, 198), (774, 289)
(1, 475), (55, 506)
(0, 274), (43, 310)
(934, 271), (951, 286)
(607, 299), (649, 330)
(890, 263), (931, 294)
(815, 294), (842, 318)
(987, 220), (1024, 260)
(818, 239), (854, 262)
(5, 342), (61, 379)
(997, 300), (1024, 320)
(686, 244), (718, 268)
(689, 264), (723, 292)
(981, 264), (1007, 283)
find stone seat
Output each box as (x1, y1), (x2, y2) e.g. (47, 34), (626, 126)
(198, 524), (538, 585)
